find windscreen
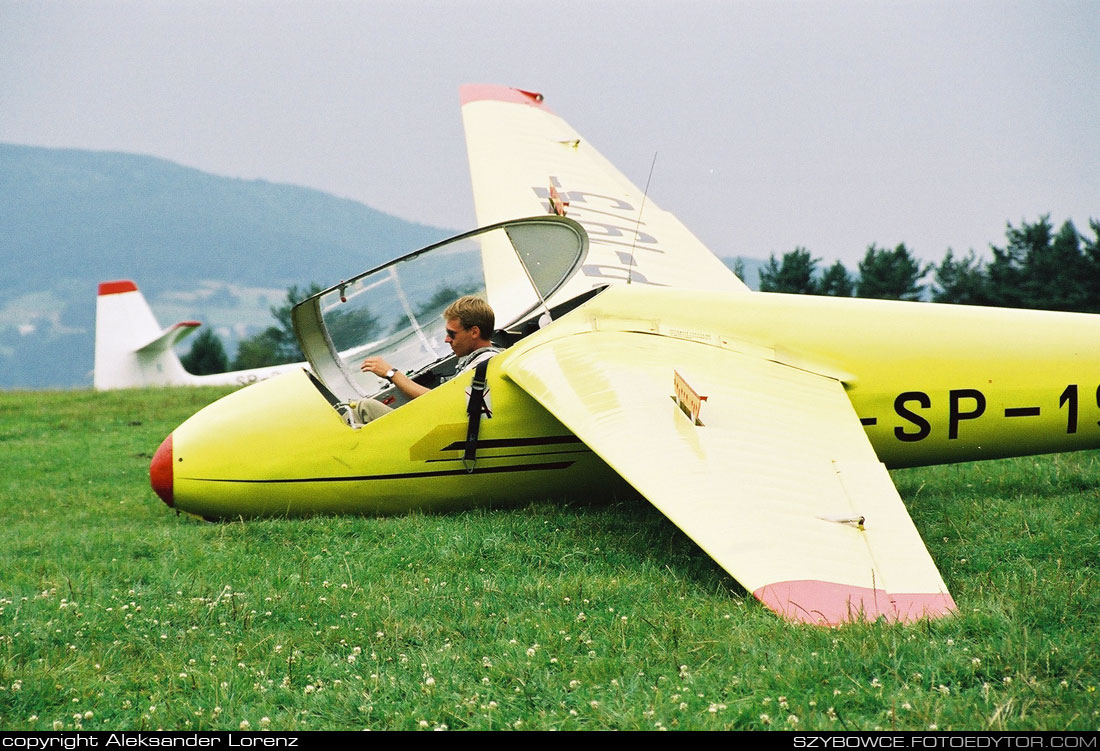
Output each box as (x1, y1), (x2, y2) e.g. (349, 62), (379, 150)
(294, 217), (587, 401)
(316, 240), (485, 396)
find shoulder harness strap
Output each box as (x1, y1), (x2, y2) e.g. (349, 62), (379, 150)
(462, 359), (491, 472)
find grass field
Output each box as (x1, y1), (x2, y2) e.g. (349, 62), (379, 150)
(1, 387), (1097, 731)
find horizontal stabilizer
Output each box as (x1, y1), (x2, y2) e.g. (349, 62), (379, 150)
(135, 321), (202, 356)
(502, 328), (955, 626)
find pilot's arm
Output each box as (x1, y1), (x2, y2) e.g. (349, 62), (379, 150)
(360, 357), (431, 399)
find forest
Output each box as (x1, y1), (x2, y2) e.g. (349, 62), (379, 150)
(751, 215), (1100, 311)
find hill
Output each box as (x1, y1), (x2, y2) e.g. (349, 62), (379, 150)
(0, 144), (453, 388)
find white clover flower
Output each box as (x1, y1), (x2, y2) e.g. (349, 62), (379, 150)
(759, 713), (771, 725)
(240, 720), (251, 730)
(787, 714), (799, 726)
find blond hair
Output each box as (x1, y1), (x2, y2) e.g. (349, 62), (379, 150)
(443, 295), (495, 338)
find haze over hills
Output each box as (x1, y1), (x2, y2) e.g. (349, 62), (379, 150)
(0, 144), (456, 388)
(0, 144), (760, 389)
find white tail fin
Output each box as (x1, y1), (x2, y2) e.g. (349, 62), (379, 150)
(93, 279), (301, 389)
(94, 280), (198, 389)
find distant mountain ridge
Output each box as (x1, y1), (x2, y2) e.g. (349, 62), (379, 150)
(0, 144), (454, 388)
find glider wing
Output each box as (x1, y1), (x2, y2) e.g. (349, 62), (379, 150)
(460, 84), (749, 304)
(501, 328), (955, 625)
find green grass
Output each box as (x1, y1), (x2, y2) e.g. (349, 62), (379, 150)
(0, 388), (1097, 731)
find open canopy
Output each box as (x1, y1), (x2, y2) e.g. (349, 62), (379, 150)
(292, 216), (588, 402)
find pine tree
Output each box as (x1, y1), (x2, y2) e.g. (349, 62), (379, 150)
(856, 243), (930, 301)
(758, 247), (820, 294)
(180, 328), (229, 375)
(818, 261), (854, 297)
(932, 249), (989, 305)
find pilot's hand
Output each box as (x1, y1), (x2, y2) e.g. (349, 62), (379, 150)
(360, 357), (393, 377)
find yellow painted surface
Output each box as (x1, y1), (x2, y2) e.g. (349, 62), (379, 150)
(170, 365), (624, 520)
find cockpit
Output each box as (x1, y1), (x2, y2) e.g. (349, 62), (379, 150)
(291, 216), (593, 410)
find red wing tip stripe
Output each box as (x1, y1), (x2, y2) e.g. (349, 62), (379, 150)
(98, 280), (138, 296)
(172, 321), (202, 330)
(460, 84), (550, 110)
(753, 580), (957, 626)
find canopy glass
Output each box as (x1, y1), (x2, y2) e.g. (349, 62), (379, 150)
(292, 216), (587, 402)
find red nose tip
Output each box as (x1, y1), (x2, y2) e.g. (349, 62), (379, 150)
(150, 433), (174, 507)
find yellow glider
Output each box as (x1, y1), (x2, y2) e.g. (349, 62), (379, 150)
(150, 85), (1100, 626)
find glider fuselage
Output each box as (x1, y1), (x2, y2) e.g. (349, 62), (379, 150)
(153, 285), (1100, 520)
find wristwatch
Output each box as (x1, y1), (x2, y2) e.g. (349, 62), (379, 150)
(384, 368), (398, 382)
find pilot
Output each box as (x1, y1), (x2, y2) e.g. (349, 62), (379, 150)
(352, 295), (502, 423)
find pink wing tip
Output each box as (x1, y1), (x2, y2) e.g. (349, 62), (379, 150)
(460, 84), (550, 110)
(754, 580), (957, 626)
(98, 280), (138, 296)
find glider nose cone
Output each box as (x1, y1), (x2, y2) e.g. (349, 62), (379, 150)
(150, 433), (174, 507)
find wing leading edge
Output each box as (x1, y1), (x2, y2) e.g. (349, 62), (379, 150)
(501, 328), (955, 626)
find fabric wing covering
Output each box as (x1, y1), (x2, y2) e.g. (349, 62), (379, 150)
(502, 330), (956, 626)
(460, 84), (749, 306)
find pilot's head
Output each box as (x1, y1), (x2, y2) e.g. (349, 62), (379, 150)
(443, 296), (494, 357)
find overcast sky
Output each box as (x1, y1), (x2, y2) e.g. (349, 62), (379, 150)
(2, 0), (1097, 266)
